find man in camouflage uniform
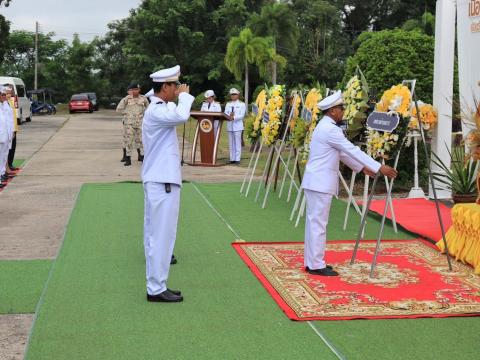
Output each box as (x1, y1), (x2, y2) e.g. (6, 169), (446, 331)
(116, 83), (150, 166)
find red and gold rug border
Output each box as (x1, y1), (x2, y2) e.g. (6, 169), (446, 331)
(232, 239), (480, 321)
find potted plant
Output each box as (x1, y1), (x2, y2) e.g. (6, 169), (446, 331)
(431, 146), (479, 203)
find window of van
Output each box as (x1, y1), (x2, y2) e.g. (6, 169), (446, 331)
(16, 85), (26, 97)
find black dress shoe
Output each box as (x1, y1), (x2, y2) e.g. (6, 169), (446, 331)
(0, 183), (5, 189)
(170, 254), (177, 265)
(167, 288), (181, 296)
(305, 265), (333, 271)
(306, 267), (339, 276)
(147, 289), (183, 302)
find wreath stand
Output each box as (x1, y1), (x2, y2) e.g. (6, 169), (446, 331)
(241, 92), (303, 209)
(350, 93), (453, 277)
(256, 92), (300, 208)
(342, 155), (399, 235)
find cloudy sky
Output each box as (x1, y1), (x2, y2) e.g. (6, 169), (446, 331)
(0, 0), (142, 42)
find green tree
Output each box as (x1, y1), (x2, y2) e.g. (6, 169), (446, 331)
(113, 0), (243, 99)
(0, 30), (69, 95)
(224, 28), (270, 105)
(402, 11), (435, 36)
(0, 14), (9, 63)
(92, 19), (132, 100)
(330, 0), (436, 40)
(64, 34), (96, 94)
(286, 0), (347, 88)
(343, 29), (435, 104)
(248, 1), (298, 84)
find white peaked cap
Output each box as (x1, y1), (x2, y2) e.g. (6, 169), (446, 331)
(150, 65), (181, 83)
(229, 88), (240, 95)
(317, 91), (344, 111)
(204, 90), (215, 98)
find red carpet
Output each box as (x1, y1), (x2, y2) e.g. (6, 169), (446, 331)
(233, 240), (480, 321)
(367, 198), (452, 242)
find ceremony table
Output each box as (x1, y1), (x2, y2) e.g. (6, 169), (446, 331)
(437, 203), (480, 274)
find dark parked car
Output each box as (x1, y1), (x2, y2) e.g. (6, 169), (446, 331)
(69, 94), (93, 114)
(82, 92), (99, 111)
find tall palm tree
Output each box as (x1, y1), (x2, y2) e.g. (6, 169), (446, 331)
(248, 2), (298, 84)
(225, 27), (270, 106)
(257, 44), (287, 83)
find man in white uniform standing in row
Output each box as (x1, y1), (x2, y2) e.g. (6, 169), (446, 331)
(141, 65), (194, 302)
(0, 86), (14, 186)
(224, 88), (245, 164)
(301, 91), (397, 276)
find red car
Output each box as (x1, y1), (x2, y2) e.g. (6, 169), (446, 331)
(69, 94), (93, 114)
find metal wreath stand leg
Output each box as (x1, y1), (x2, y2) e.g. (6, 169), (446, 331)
(350, 94), (452, 277)
(260, 94), (299, 208)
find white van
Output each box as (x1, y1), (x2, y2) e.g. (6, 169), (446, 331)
(0, 76), (32, 123)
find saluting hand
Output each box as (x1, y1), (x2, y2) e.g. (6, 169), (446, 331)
(177, 84), (190, 94)
(379, 165), (398, 179)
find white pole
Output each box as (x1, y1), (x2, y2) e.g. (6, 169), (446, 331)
(430, 0), (456, 199)
(408, 133), (426, 198)
(34, 21), (39, 90)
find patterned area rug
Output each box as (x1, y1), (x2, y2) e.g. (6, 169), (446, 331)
(233, 240), (480, 320)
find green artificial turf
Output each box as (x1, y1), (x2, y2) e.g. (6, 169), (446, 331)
(25, 182), (479, 360)
(26, 183), (338, 360)
(195, 183), (480, 360)
(13, 158), (25, 168)
(0, 260), (52, 314)
(194, 182), (414, 242)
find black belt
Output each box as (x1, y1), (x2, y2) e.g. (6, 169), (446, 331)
(165, 183), (171, 193)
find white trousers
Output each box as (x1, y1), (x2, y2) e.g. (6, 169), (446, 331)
(0, 141), (9, 176)
(143, 182), (181, 295)
(304, 189), (333, 269)
(228, 131), (242, 162)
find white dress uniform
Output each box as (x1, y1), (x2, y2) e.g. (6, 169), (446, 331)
(144, 88), (155, 102)
(0, 91), (13, 176)
(200, 92), (222, 134)
(0, 96), (9, 177)
(224, 91), (245, 162)
(301, 92), (381, 270)
(141, 66), (195, 296)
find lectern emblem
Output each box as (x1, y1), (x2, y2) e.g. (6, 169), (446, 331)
(200, 119), (213, 133)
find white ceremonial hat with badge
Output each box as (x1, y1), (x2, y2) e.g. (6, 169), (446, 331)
(204, 90), (215, 98)
(229, 88), (240, 95)
(150, 65), (181, 83)
(317, 91), (344, 111)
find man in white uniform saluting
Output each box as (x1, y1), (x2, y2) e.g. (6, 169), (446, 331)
(142, 65), (194, 302)
(301, 91), (397, 276)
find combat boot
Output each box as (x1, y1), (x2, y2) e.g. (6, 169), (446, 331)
(121, 148), (127, 162)
(124, 156), (131, 166)
(137, 149), (144, 162)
